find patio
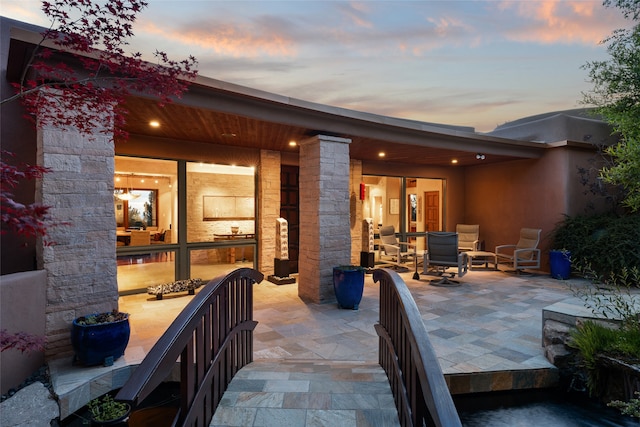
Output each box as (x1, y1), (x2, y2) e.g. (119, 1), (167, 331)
(49, 267), (589, 424)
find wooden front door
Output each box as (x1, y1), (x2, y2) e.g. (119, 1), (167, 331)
(424, 191), (440, 231)
(280, 166), (299, 273)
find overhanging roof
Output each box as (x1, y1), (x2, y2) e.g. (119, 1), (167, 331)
(123, 76), (546, 167)
(5, 17), (551, 168)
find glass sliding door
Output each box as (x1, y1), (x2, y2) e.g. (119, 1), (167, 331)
(115, 156), (178, 294)
(186, 162), (256, 280)
(362, 175), (444, 258)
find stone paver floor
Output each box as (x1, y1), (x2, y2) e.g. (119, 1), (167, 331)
(51, 267), (590, 426)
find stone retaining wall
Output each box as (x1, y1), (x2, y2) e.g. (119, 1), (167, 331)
(542, 299), (628, 397)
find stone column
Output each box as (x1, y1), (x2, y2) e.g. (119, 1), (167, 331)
(298, 135), (352, 304)
(258, 150), (281, 276)
(36, 120), (117, 360)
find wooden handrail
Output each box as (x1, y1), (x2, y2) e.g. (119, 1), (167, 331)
(116, 267), (263, 426)
(374, 268), (462, 427)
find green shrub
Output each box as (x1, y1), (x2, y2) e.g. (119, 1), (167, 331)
(571, 266), (640, 330)
(87, 394), (130, 422)
(569, 265), (640, 401)
(609, 392), (640, 418)
(569, 320), (640, 396)
(551, 213), (640, 277)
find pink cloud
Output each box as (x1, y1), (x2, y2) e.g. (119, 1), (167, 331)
(137, 20), (297, 58)
(497, 0), (628, 45)
(337, 2), (374, 29)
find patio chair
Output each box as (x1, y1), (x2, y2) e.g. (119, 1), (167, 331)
(422, 232), (468, 287)
(495, 228), (542, 273)
(456, 224), (480, 252)
(378, 225), (417, 269)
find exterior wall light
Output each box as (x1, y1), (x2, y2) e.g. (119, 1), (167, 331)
(476, 153), (486, 160)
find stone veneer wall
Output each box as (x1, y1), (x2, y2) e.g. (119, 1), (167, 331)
(258, 150), (281, 276)
(37, 123), (118, 360)
(349, 160), (363, 265)
(298, 135), (352, 304)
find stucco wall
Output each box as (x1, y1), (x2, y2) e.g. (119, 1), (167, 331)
(564, 145), (614, 216)
(464, 145), (605, 270)
(0, 270), (46, 394)
(1, 19), (39, 275)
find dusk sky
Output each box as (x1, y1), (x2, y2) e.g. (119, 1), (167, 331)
(1, 1), (631, 132)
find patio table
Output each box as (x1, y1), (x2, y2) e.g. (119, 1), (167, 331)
(464, 250), (498, 270)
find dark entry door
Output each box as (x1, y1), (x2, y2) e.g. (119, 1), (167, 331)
(425, 191), (440, 231)
(280, 166), (299, 273)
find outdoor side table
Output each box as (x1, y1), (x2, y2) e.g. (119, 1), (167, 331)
(465, 251), (498, 270)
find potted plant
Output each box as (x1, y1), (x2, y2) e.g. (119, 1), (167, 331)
(71, 310), (130, 366)
(87, 394), (131, 426)
(549, 248), (571, 280)
(332, 265), (365, 310)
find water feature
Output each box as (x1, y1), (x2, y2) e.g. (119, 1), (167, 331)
(457, 390), (638, 426)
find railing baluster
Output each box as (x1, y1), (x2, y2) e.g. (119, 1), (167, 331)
(374, 268), (462, 427)
(116, 268), (263, 427)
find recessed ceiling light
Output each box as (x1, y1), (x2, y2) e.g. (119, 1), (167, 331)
(451, 159), (458, 164)
(149, 120), (160, 128)
(289, 141), (297, 147)
(378, 152), (385, 157)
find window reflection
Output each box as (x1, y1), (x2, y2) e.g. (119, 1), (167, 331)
(114, 189), (157, 229)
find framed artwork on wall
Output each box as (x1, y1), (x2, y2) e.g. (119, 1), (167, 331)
(389, 198), (399, 215)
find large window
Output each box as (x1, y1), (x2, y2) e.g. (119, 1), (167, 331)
(114, 157), (258, 295)
(186, 162), (256, 243)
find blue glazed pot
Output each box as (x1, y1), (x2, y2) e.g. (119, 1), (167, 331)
(71, 313), (130, 366)
(549, 250), (571, 280)
(333, 266), (365, 310)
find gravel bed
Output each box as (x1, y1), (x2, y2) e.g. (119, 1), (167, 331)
(0, 364), (52, 402)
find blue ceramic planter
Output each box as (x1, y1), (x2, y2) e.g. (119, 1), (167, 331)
(71, 313), (130, 366)
(333, 266), (365, 310)
(549, 250), (571, 280)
